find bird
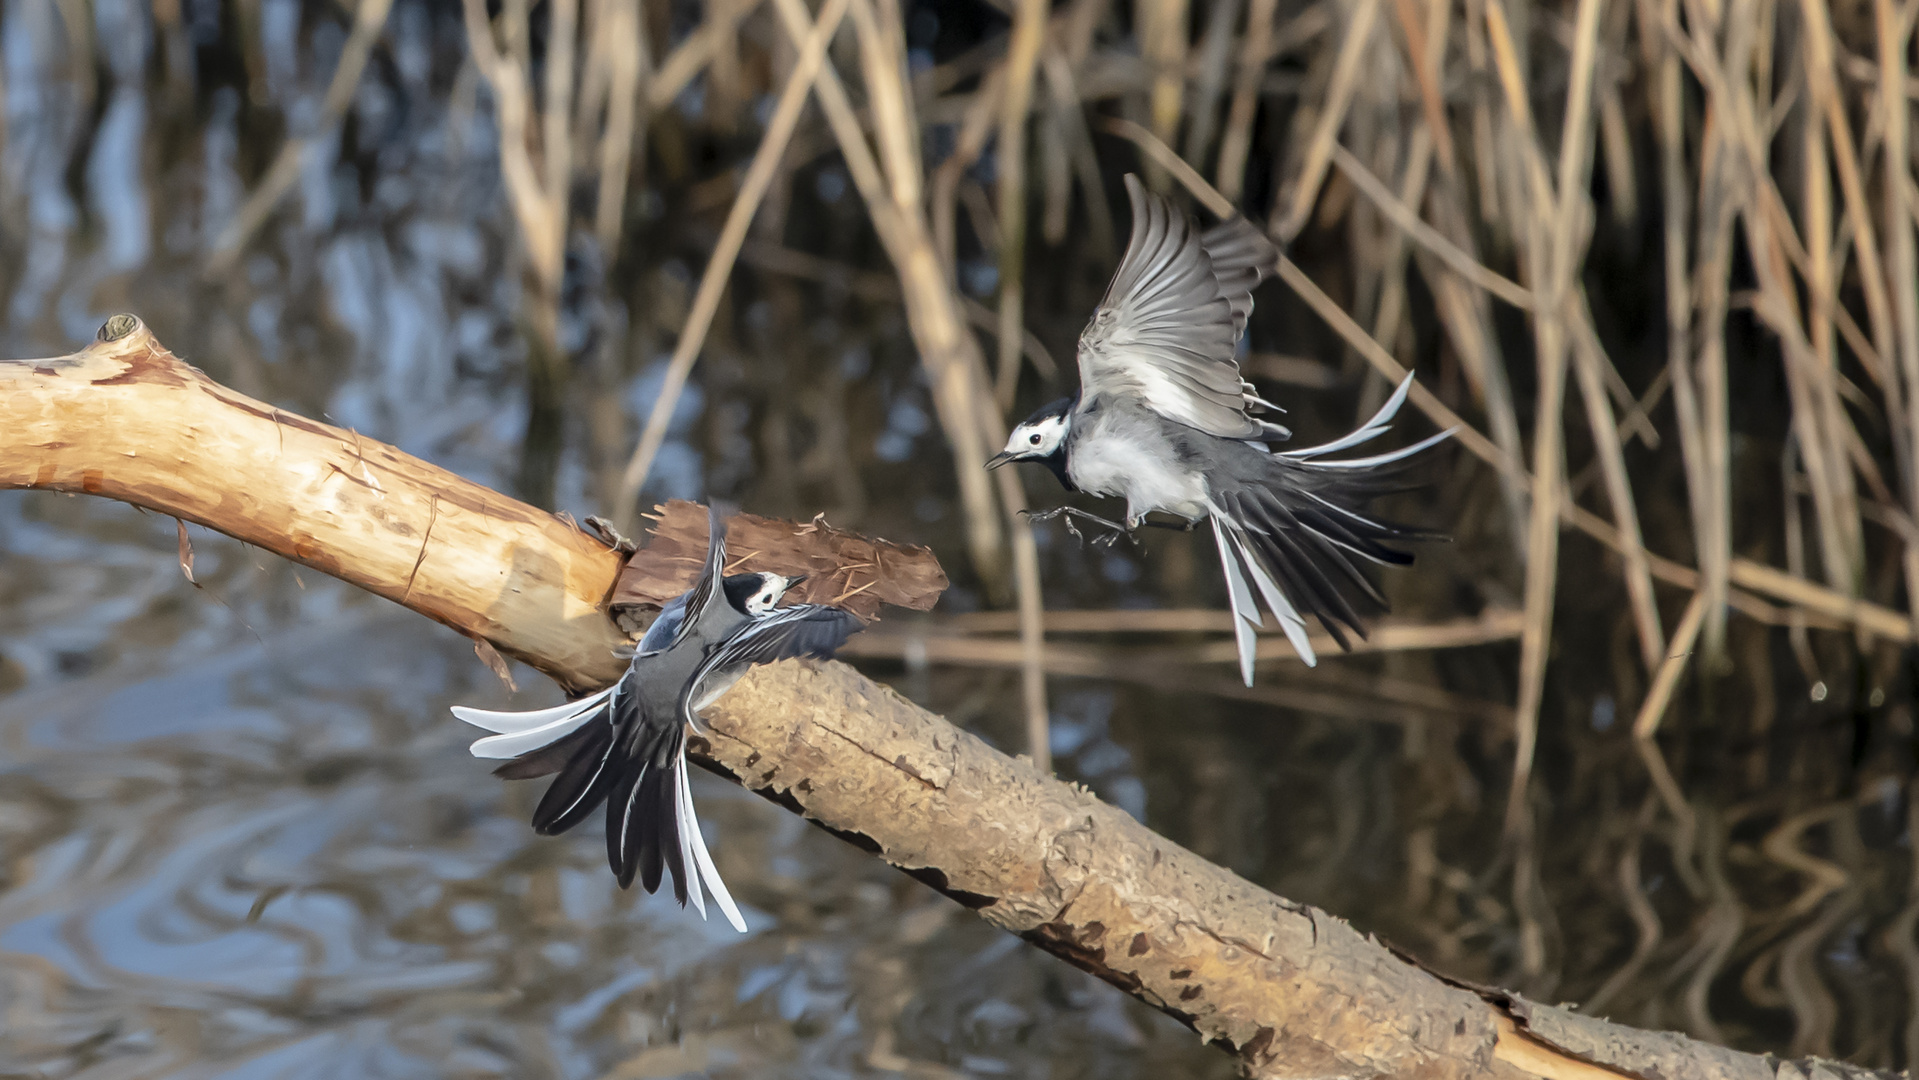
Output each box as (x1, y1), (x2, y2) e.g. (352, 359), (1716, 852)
(987, 174), (1451, 686)
(450, 507), (864, 932)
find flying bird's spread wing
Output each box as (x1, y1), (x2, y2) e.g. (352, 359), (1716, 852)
(1077, 174), (1286, 441)
(679, 604), (865, 729)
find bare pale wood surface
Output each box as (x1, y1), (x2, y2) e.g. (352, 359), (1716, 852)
(1, 316), (1893, 1080)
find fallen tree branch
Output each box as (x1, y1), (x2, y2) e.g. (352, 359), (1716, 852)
(0, 316), (1893, 1080)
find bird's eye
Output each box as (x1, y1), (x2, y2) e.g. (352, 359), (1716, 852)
(1029, 433), (1042, 445)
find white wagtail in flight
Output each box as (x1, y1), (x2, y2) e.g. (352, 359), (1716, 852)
(451, 507), (863, 932)
(988, 175), (1451, 686)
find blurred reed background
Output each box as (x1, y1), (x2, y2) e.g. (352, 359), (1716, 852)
(1, 0), (1918, 1071)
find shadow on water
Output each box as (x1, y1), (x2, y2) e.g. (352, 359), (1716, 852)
(2, 0), (1918, 1074)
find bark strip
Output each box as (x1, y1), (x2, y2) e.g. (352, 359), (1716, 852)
(0, 317), (1894, 1080)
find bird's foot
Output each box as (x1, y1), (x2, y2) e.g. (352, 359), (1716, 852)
(584, 516), (638, 554)
(1021, 506), (1138, 548)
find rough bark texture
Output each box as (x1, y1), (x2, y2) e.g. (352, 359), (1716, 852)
(612, 498), (948, 622)
(2, 315), (628, 693)
(0, 317), (1896, 1080)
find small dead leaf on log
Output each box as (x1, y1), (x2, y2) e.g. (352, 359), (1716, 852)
(472, 636), (520, 692)
(611, 500), (947, 624)
(176, 518), (199, 587)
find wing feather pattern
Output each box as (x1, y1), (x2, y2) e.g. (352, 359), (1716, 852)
(679, 605), (865, 729)
(1079, 175), (1285, 440)
(670, 505), (729, 649)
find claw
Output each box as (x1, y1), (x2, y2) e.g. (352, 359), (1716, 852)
(583, 515), (638, 554)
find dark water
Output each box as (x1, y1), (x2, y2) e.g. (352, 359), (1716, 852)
(4, 0), (1918, 1075)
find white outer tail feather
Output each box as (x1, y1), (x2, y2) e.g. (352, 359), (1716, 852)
(1281, 374), (1413, 461)
(677, 753), (747, 931)
(452, 684), (616, 735)
(1229, 523), (1316, 667)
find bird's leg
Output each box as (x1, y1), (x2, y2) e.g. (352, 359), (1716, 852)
(1137, 517), (1201, 533)
(583, 515), (638, 554)
(1021, 506), (1135, 547)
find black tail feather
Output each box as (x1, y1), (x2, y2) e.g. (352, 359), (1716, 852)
(493, 722), (599, 780)
(530, 721), (618, 836)
(1217, 437), (1449, 650)
(606, 724), (690, 903)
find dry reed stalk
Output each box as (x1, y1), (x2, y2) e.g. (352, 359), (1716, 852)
(1461, 0), (1501, 228)
(541, 0), (579, 257)
(824, 0), (1047, 765)
(1482, 0), (1592, 844)
(207, 0), (396, 274)
(1634, 0), (1719, 663)
(1800, 99), (1868, 596)
(592, 0), (648, 253)
(1216, 0), (1279, 199)
(1032, 0), (1118, 255)
(1370, 0), (1527, 556)
(461, 0), (564, 308)
(1569, 286), (1667, 673)
(734, 239), (1058, 378)
(1040, 42), (1117, 256)
(994, 0), (1049, 413)
(839, 633), (1506, 724)
(1330, 145), (1532, 308)
(1364, 125), (1434, 390)
(645, 6), (755, 111)
(1695, 0), (1753, 662)
(463, 0), (582, 505)
(1275, 0), (1383, 240)
(939, 606), (1522, 643)
(1416, 224), (1531, 558)
(1633, 590), (1709, 741)
(1596, 0), (1638, 226)
(1139, 0), (1193, 189)
(1243, 351), (1341, 386)
(612, 0), (853, 533)
(1879, 0), (1919, 636)
(1181, 0), (1247, 173)
(844, 0), (1008, 593)
(1796, 0), (1919, 631)
(1389, 0), (1455, 175)
(930, 67), (1006, 268)
(1783, 444), (1821, 683)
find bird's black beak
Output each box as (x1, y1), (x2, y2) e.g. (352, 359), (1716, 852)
(785, 573), (808, 587)
(985, 450), (1017, 470)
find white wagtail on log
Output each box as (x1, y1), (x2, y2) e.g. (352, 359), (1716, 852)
(987, 175), (1452, 686)
(451, 507), (863, 932)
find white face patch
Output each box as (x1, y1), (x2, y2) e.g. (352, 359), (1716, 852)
(1003, 414), (1069, 459)
(745, 574), (796, 617)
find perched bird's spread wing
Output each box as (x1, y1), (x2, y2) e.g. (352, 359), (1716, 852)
(670, 505), (729, 649)
(1078, 174), (1286, 441)
(680, 604), (865, 729)
(636, 591), (689, 654)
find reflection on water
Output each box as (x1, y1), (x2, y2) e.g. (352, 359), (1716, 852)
(3, 0), (1918, 1072)
(0, 503), (1225, 1076)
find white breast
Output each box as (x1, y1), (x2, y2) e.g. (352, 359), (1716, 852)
(1066, 411), (1211, 523)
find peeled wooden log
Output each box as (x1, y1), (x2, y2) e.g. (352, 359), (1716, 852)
(0, 316), (1891, 1080)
